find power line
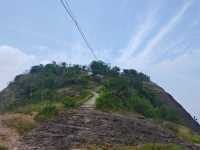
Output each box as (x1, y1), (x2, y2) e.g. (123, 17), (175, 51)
(59, 0), (98, 60)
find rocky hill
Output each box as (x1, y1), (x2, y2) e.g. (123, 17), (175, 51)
(0, 60), (199, 149)
(143, 82), (200, 134)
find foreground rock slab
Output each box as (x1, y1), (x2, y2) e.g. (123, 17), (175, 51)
(17, 108), (199, 150)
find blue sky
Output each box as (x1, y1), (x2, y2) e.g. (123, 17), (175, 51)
(0, 0), (199, 121)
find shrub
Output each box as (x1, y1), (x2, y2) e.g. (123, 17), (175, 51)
(192, 135), (200, 144)
(35, 104), (58, 122)
(177, 126), (193, 142)
(63, 97), (77, 108)
(131, 97), (156, 118)
(90, 60), (110, 75)
(96, 92), (120, 110)
(78, 144), (184, 150)
(85, 145), (138, 150)
(96, 90), (156, 118)
(140, 143), (184, 150)
(158, 106), (180, 122)
(0, 145), (8, 150)
(162, 122), (200, 143)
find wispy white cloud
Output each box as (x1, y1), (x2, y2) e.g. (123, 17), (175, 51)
(134, 0), (193, 66)
(114, 0), (199, 121)
(117, 7), (159, 67)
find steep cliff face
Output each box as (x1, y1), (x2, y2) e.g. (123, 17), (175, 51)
(143, 82), (200, 134)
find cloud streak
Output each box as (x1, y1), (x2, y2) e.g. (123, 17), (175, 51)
(116, 0), (193, 69)
(117, 7), (159, 67)
(135, 0), (193, 65)
(114, 0), (199, 121)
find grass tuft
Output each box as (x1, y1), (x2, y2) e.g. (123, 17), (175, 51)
(140, 143), (183, 150)
(162, 121), (200, 144)
(0, 145), (8, 150)
(77, 144), (184, 150)
(192, 135), (200, 144)
(34, 104), (58, 122)
(2, 114), (36, 135)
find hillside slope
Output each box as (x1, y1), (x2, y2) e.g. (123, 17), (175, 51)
(17, 108), (199, 150)
(143, 82), (200, 134)
(0, 60), (199, 134)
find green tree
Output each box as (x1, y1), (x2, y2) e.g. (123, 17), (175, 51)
(110, 66), (120, 76)
(90, 61), (110, 75)
(30, 65), (44, 73)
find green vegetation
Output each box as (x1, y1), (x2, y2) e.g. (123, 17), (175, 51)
(162, 121), (200, 144)
(96, 89), (156, 118)
(7, 63), (90, 109)
(0, 61), (198, 147)
(0, 145), (8, 150)
(6, 62), (95, 113)
(85, 144), (184, 150)
(3, 60), (186, 124)
(92, 61), (200, 139)
(8, 100), (59, 114)
(62, 97), (76, 108)
(33, 89), (92, 122)
(140, 144), (184, 150)
(35, 104), (58, 122)
(86, 145), (138, 150)
(96, 68), (181, 123)
(9, 89), (92, 115)
(192, 135), (200, 143)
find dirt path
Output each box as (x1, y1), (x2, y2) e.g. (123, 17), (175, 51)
(81, 91), (99, 109)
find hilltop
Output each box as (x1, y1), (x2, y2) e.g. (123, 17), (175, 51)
(0, 60), (199, 150)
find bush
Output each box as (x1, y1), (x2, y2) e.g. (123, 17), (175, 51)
(162, 122), (200, 143)
(87, 145), (138, 150)
(78, 144), (184, 150)
(96, 90), (156, 118)
(192, 135), (200, 144)
(35, 104), (58, 122)
(131, 97), (156, 118)
(158, 106), (180, 122)
(90, 61), (110, 75)
(0, 145), (8, 150)
(96, 91), (121, 110)
(63, 97), (77, 108)
(140, 143), (184, 150)
(96, 88), (183, 123)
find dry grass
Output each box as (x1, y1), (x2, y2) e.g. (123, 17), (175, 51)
(2, 113), (37, 135)
(0, 113), (36, 149)
(74, 144), (183, 150)
(162, 121), (200, 144)
(77, 145), (138, 150)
